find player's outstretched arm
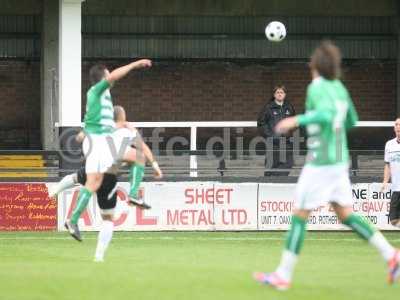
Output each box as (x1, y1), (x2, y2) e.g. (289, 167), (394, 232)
(122, 122), (163, 179)
(141, 141), (163, 179)
(106, 59), (152, 84)
(133, 130), (163, 179)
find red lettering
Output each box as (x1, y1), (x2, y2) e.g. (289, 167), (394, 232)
(167, 210), (179, 225)
(136, 208), (157, 225)
(225, 188), (233, 204)
(260, 201), (267, 212)
(166, 209), (214, 226)
(180, 210), (189, 225)
(222, 210), (229, 225)
(196, 189), (205, 204)
(198, 210), (207, 225)
(206, 188), (214, 204)
(238, 209), (247, 224)
(136, 188), (157, 225)
(185, 189), (194, 204)
(215, 189), (225, 204)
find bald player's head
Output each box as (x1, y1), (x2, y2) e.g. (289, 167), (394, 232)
(114, 105), (126, 122)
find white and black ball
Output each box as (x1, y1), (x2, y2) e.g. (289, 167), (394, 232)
(265, 21), (286, 42)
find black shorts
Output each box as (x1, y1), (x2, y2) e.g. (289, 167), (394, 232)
(77, 167), (118, 210)
(389, 191), (400, 221)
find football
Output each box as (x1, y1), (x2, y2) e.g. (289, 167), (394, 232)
(265, 21), (286, 42)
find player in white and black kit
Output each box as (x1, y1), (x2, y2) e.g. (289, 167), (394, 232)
(382, 118), (400, 228)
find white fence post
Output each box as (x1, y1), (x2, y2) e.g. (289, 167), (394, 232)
(190, 126), (198, 177)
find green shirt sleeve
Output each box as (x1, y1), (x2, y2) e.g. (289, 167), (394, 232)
(297, 83), (334, 126)
(90, 79), (110, 96)
(297, 110), (334, 126)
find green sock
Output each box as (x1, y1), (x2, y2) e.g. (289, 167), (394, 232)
(129, 164), (145, 198)
(70, 187), (92, 225)
(285, 215), (307, 254)
(343, 213), (376, 240)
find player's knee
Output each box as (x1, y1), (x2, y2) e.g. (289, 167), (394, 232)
(331, 203), (351, 221)
(101, 214), (114, 221)
(87, 181), (101, 192)
(86, 174), (103, 192)
(123, 148), (137, 163)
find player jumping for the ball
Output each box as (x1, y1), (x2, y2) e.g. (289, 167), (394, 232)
(50, 105), (162, 260)
(64, 59), (153, 241)
(253, 41), (400, 290)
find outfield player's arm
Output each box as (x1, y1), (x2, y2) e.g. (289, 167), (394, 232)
(382, 163), (391, 191)
(140, 141), (155, 164)
(125, 122), (156, 163)
(382, 143), (391, 191)
(297, 86), (333, 127)
(75, 131), (86, 143)
(130, 127), (163, 178)
(296, 109), (334, 127)
(105, 59), (152, 84)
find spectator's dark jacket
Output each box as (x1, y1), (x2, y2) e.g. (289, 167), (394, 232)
(257, 99), (296, 138)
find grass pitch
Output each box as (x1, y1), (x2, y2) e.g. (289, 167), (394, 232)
(0, 231), (399, 300)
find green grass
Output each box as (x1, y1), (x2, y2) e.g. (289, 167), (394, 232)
(0, 231), (399, 300)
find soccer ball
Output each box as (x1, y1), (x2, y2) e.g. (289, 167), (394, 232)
(265, 21), (286, 42)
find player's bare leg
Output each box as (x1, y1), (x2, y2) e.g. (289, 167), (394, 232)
(332, 203), (400, 284)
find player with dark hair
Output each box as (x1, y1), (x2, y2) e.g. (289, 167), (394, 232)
(50, 105), (162, 260)
(253, 41), (400, 290)
(64, 59), (152, 241)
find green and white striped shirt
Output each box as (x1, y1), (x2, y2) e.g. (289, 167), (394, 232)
(297, 77), (359, 166)
(83, 79), (115, 134)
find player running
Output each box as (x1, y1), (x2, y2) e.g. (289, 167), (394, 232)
(253, 41), (400, 290)
(64, 59), (152, 240)
(382, 118), (400, 228)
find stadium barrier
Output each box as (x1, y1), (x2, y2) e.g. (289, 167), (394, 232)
(0, 181), (397, 231)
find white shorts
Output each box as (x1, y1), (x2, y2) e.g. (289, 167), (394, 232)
(111, 128), (137, 161)
(294, 164), (353, 210)
(83, 134), (114, 174)
(83, 129), (137, 174)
